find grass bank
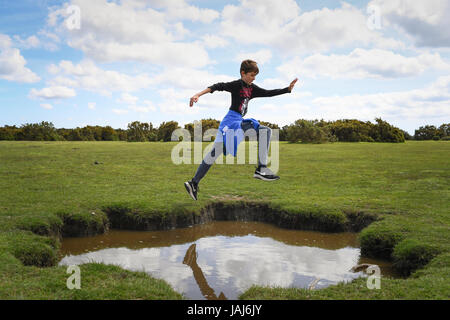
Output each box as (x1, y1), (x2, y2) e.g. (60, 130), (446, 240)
(0, 140), (448, 299)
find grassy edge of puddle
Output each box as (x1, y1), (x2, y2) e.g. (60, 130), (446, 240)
(0, 200), (447, 300)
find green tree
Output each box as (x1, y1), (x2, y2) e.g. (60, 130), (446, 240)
(401, 130), (413, 140)
(284, 119), (332, 144)
(16, 121), (61, 141)
(328, 119), (374, 142)
(67, 128), (84, 141)
(102, 126), (117, 141)
(127, 121), (150, 142)
(184, 118), (220, 141)
(414, 125), (438, 141)
(158, 121), (180, 142)
(0, 125), (19, 140)
(80, 126), (96, 141)
(90, 126), (105, 141)
(115, 128), (128, 141)
(147, 123), (158, 141)
(438, 123), (449, 139)
(371, 118), (405, 143)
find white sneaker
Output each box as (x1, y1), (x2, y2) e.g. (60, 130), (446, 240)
(253, 166), (280, 181)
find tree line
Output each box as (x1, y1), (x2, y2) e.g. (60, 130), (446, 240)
(0, 119), (448, 143)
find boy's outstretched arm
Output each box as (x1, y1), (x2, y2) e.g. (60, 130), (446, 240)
(189, 88), (211, 107)
(252, 78), (299, 98)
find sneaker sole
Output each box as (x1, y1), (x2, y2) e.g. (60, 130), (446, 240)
(253, 173), (280, 181)
(184, 182), (197, 200)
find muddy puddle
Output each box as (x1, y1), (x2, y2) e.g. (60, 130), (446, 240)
(58, 221), (398, 300)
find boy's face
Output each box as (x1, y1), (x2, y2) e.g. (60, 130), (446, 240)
(241, 71), (257, 85)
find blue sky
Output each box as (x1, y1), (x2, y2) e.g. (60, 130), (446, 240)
(1, 0), (450, 134)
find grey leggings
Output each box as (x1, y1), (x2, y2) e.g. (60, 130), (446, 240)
(192, 122), (272, 184)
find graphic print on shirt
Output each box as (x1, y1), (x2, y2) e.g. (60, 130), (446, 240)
(239, 86), (252, 117)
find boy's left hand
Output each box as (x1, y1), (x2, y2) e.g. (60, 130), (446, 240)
(289, 78), (298, 92)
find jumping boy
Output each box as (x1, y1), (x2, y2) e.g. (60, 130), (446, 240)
(185, 59), (298, 201)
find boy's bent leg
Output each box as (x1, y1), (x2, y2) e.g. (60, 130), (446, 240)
(257, 125), (272, 168)
(254, 125), (279, 181)
(241, 123), (278, 181)
(240, 123), (272, 168)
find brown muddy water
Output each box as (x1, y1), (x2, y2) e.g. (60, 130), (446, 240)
(58, 221), (398, 300)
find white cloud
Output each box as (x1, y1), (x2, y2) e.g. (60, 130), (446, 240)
(88, 102), (96, 110)
(221, 0), (299, 47)
(259, 77), (290, 89)
(69, 40), (210, 68)
(29, 86), (76, 99)
(309, 76), (450, 121)
(153, 67), (235, 90)
(201, 34), (228, 49)
(45, 60), (238, 112)
(369, 0), (450, 47)
(48, 60), (154, 95)
(38, 30), (60, 43)
(220, 1), (403, 54)
(160, 87), (226, 113)
(11, 30), (60, 52)
(47, 0), (213, 67)
(152, 0), (219, 23)
(160, 100), (200, 115)
(0, 34), (10, 48)
(117, 93), (139, 105)
(13, 35), (40, 49)
(0, 34), (41, 83)
(47, 63), (60, 75)
(37, 30), (61, 51)
(278, 48), (450, 80)
(126, 0), (220, 23)
(235, 49), (272, 65)
(116, 93), (157, 113)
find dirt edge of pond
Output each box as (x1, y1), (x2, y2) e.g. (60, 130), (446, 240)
(100, 201), (380, 234)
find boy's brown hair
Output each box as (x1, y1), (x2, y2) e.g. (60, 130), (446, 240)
(240, 59), (259, 75)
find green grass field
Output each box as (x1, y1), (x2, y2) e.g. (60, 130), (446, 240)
(0, 140), (448, 299)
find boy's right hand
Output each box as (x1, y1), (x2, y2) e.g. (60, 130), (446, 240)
(189, 95), (199, 107)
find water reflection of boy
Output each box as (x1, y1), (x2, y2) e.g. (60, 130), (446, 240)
(182, 243), (227, 300)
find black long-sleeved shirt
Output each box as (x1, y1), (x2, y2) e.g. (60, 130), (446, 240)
(208, 79), (290, 117)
